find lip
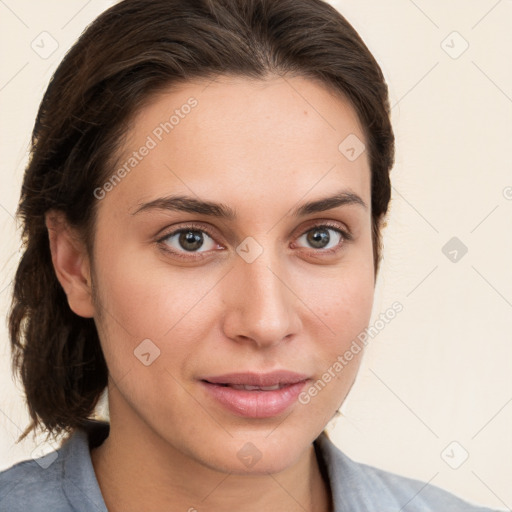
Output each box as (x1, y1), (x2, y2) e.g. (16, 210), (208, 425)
(200, 371), (310, 418)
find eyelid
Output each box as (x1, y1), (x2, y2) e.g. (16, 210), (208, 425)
(156, 222), (220, 243)
(295, 219), (353, 242)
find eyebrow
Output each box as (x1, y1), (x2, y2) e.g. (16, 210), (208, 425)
(132, 189), (367, 218)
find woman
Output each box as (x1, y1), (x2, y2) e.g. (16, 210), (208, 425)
(0, 0), (499, 510)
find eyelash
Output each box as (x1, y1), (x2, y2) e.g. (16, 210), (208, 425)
(156, 221), (353, 260)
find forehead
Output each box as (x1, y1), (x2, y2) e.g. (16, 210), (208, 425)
(102, 75), (371, 215)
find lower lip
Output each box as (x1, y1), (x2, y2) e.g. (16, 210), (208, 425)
(200, 380), (308, 418)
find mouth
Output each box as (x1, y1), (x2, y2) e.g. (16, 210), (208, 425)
(199, 371), (310, 418)
(208, 383), (289, 391)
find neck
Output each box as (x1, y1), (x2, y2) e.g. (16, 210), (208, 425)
(90, 408), (332, 512)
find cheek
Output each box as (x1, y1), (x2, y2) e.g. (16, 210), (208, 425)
(90, 235), (210, 383)
(293, 282), (372, 428)
(295, 249), (375, 343)
(326, 282), (374, 347)
(92, 235), (219, 339)
(291, 251), (374, 408)
(90, 249), (219, 421)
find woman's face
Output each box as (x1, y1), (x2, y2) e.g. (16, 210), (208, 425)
(90, 75), (374, 474)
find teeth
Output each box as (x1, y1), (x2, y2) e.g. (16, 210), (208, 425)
(230, 384), (282, 391)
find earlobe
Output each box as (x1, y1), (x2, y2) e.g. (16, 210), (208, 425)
(45, 211), (95, 318)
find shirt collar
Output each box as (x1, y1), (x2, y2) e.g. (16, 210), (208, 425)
(315, 431), (406, 511)
(61, 420), (109, 512)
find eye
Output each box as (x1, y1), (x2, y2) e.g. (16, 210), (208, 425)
(295, 223), (351, 252)
(159, 226), (219, 256)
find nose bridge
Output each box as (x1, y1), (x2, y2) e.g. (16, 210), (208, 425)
(222, 241), (298, 346)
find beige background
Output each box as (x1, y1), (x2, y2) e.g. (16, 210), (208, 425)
(0, 0), (511, 509)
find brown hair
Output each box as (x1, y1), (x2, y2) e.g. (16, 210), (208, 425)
(9, 0), (394, 442)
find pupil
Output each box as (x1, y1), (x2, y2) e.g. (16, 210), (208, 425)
(179, 230), (203, 251)
(307, 228), (329, 248)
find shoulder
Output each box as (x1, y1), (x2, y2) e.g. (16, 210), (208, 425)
(0, 446), (69, 511)
(0, 421), (109, 512)
(314, 433), (501, 512)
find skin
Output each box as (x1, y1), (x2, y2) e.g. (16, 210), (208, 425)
(47, 74), (375, 512)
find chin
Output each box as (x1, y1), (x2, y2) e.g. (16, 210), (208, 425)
(198, 426), (318, 476)
(213, 444), (302, 476)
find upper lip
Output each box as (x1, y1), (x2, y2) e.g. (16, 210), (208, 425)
(201, 371), (310, 387)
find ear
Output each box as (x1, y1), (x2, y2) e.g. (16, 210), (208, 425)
(45, 210), (95, 318)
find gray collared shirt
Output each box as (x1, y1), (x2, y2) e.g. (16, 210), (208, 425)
(0, 420), (500, 511)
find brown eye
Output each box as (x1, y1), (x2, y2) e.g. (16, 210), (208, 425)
(305, 227), (331, 249)
(178, 230), (204, 251)
(295, 224), (349, 252)
(161, 228), (216, 253)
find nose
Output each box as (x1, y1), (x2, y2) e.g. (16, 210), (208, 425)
(221, 245), (301, 349)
